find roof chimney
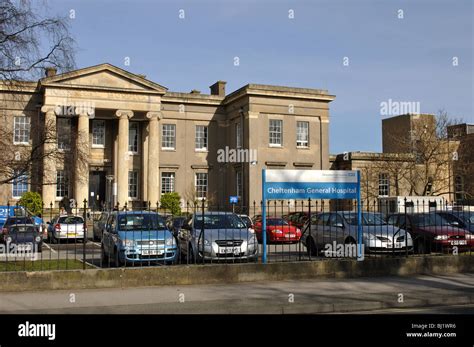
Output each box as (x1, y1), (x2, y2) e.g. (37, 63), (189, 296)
(190, 89), (201, 94)
(45, 67), (57, 77)
(210, 81), (226, 97)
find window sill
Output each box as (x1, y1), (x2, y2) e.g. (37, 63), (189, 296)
(269, 145), (283, 148)
(297, 146), (310, 149)
(13, 142), (30, 146)
(92, 145), (105, 149)
(162, 148), (176, 151)
(195, 149), (208, 153)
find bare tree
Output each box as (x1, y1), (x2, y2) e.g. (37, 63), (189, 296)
(380, 110), (462, 197)
(0, 0), (75, 82)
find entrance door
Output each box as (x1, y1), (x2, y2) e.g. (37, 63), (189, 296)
(89, 171), (106, 209)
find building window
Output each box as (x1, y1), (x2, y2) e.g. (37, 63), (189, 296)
(13, 116), (30, 144)
(128, 171), (138, 198)
(57, 118), (71, 150)
(12, 171), (28, 198)
(56, 170), (69, 198)
(128, 122), (139, 153)
(161, 172), (175, 194)
(162, 124), (176, 150)
(455, 176), (464, 202)
(236, 170), (243, 198)
(296, 121), (309, 148)
(195, 173), (208, 199)
(195, 125), (208, 151)
(269, 119), (282, 147)
(236, 122), (242, 149)
(92, 120), (105, 147)
(378, 173), (390, 197)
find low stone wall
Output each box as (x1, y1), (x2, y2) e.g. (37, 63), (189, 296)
(0, 255), (472, 292)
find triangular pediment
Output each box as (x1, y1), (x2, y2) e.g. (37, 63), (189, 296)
(40, 63), (167, 94)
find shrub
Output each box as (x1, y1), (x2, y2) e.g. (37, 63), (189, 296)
(160, 192), (182, 216)
(18, 191), (43, 216)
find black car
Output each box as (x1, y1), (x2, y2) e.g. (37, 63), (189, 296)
(93, 212), (110, 241)
(168, 216), (187, 237)
(2, 217), (42, 253)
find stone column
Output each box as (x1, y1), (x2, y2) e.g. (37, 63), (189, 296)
(116, 110), (134, 205)
(74, 109), (90, 207)
(146, 112), (162, 205)
(41, 106), (57, 206)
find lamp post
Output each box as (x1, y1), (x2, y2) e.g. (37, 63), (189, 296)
(106, 175), (114, 211)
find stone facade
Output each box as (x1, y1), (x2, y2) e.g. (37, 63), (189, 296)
(0, 63), (335, 211)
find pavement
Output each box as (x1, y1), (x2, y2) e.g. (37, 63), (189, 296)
(0, 273), (472, 314)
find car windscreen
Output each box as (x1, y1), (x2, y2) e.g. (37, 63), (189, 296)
(411, 214), (451, 227)
(118, 214), (167, 231)
(5, 217), (33, 225)
(454, 213), (474, 224)
(266, 219), (289, 226)
(194, 214), (246, 229)
(343, 213), (387, 226)
(58, 216), (84, 224)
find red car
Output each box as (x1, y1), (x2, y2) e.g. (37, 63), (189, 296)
(253, 217), (302, 244)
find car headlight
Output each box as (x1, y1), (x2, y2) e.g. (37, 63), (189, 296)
(273, 229), (283, 234)
(465, 233), (474, 240)
(35, 236), (41, 242)
(121, 239), (135, 247)
(6, 236), (12, 243)
(198, 238), (210, 246)
(165, 237), (175, 246)
(367, 233), (377, 240)
(434, 235), (448, 240)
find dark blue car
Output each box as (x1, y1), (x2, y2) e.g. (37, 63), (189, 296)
(101, 211), (178, 266)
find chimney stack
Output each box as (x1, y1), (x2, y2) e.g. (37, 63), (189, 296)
(190, 89), (201, 94)
(45, 67), (57, 77)
(209, 81), (226, 97)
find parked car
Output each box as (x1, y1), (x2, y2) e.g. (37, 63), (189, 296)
(302, 212), (414, 256)
(435, 211), (474, 233)
(177, 212), (258, 262)
(253, 217), (301, 243)
(0, 205), (45, 236)
(93, 211), (110, 241)
(46, 215), (86, 243)
(101, 211), (178, 266)
(386, 213), (473, 254)
(1, 216), (43, 253)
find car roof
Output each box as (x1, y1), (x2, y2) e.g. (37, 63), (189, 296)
(195, 211), (234, 216)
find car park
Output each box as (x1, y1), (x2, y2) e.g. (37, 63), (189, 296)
(386, 213), (473, 254)
(101, 211), (178, 266)
(301, 212), (413, 256)
(177, 212), (258, 262)
(253, 217), (301, 243)
(46, 215), (86, 243)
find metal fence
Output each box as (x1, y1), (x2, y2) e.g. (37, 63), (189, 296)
(0, 198), (472, 272)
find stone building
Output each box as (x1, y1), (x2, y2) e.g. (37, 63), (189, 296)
(0, 63), (335, 211)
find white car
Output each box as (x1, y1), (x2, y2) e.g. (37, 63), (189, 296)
(47, 215), (86, 243)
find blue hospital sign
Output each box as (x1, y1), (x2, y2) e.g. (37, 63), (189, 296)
(263, 170), (359, 200)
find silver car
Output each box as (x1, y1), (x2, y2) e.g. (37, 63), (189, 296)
(177, 212), (258, 262)
(301, 212), (413, 256)
(47, 215), (86, 243)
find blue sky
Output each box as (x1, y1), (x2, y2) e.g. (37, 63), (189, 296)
(46, 0), (473, 154)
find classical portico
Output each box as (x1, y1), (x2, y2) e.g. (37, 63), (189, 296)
(39, 63), (167, 207)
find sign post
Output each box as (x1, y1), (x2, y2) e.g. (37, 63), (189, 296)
(261, 169), (362, 264)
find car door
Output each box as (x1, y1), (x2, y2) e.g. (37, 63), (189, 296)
(310, 213), (330, 248)
(328, 213), (346, 245)
(103, 214), (115, 254)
